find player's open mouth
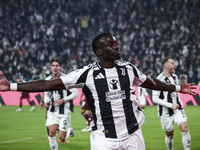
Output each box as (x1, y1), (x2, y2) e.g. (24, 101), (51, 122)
(116, 51), (121, 55)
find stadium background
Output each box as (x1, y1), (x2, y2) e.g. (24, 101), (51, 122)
(0, 1), (200, 150)
(0, 0), (199, 105)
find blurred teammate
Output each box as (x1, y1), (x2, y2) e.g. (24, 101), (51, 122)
(15, 77), (35, 112)
(40, 93), (50, 142)
(152, 57), (191, 150)
(43, 58), (78, 149)
(0, 33), (196, 150)
(79, 92), (93, 132)
(137, 86), (150, 110)
(39, 67), (51, 141)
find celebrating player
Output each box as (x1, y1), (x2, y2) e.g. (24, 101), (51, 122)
(152, 57), (192, 150)
(0, 33), (196, 150)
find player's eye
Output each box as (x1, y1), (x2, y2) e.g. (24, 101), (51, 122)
(109, 42), (114, 47)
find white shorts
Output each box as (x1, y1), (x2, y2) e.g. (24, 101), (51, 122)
(45, 111), (69, 132)
(90, 128), (145, 150)
(160, 109), (187, 132)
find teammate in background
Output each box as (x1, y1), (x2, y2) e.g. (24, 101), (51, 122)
(0, 33), (196, 150)
(152, 57), (191, 150)
(138, 86), (150, 110)
(39, 93), (45, 109)
(40, 93), (50, 142)
(79, 92), (93, 132)
(15, 77), (35, 112)
(39, 65), (51, 141)
(44, 58), (78, 149)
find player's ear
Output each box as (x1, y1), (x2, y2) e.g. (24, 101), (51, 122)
(96, 49), (102, 56)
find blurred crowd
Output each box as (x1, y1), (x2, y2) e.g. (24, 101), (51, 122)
(0, 0), (199, 84)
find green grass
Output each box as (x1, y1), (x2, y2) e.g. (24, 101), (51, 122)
(0, 105), (199, 150)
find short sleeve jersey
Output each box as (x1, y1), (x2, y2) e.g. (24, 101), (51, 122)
(152, 72), (183, 116)
(44, 73), (73, 114)
(61, 60), (147, 139)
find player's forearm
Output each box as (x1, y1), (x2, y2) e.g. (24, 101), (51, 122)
(155, 79), (182, 92)
(141, 78), (179, 92)
(11, 79), (65, 92)
(16, 80), (46, 92)
(153, 79), (177, 91)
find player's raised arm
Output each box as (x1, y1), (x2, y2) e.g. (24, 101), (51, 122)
(141, 74), (196, 96)
(0, 70), (65, 92)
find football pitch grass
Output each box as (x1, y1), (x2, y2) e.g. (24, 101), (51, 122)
(0, 105), (199, 150)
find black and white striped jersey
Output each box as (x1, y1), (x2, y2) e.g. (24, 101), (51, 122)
(61, 60), (147, 139)
(44, 73), (74, 114)
(152, 72), (183, 116)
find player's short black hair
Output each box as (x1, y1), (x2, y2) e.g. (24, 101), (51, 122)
(92, 32), (112, 54)
(162, 56), (171, 66)
(50, 58), (61, 66)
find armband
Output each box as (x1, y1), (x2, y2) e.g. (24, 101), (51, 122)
(175, 85), (181, 92)
(10, 83), (17, 91)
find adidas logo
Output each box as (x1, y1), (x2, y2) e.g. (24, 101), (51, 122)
(95, 73), (105, 79)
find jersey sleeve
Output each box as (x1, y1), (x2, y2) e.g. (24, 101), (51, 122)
(44, 91), (50, 103)
(152, 90), (173, 108)
(132, 66), (147, 86)
(63, 88), (79, 102)
(60, 67), (87, 90)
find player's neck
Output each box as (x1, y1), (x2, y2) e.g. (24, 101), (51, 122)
(163, 70), (172, 77)
(52, 73), (60, 79)
(99, 60), (116, 69)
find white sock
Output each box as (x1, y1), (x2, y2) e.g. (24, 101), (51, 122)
(182, 131), (191, 150)
(49, 136), (58, 150)
(165, 135), (173, 150)
(66, 127), (71, 140)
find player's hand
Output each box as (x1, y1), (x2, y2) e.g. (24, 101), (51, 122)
(53, 99), (64, 106)
(0, 70), (10, 91)
(171, 104), (179, 110)
(40, 102), (44, 109)
(45, 102), (50, 110)
(180, 74), (196, 96)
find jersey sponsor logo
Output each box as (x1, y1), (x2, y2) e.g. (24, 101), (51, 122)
(109, 79), (118, 90)
(105, 90), (126, 102)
